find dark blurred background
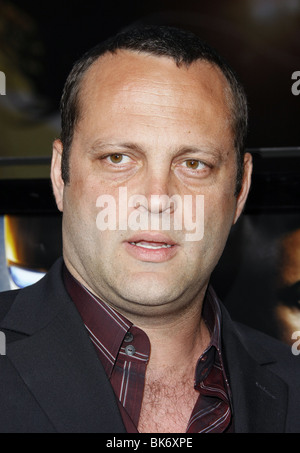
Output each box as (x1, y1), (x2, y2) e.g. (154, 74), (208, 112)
(0, 0), (299, 171)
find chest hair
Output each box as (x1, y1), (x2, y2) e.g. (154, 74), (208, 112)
(138, 368), (199, 433)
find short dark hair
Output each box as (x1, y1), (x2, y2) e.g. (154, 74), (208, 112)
(60, 25), (248, 194)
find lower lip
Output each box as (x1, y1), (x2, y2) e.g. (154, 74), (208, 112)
(124, 242), (178, 263)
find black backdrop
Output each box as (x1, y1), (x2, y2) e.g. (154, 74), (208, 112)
(1, 0), (299, 149)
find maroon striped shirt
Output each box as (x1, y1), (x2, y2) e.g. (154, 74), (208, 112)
(63, 265), (233, 432)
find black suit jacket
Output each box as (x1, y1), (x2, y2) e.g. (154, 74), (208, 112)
(0, 258), (299, 433)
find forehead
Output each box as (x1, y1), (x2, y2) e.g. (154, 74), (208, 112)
(78, 50), (232, 123)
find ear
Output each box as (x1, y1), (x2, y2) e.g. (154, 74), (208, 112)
(233, 152), (253, 224)
(51, 139), (65, 212)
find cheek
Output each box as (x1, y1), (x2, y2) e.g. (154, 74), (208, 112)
(204, 189), (237, 231)
(63, 181), (100, 243)
(183, 197), (234, 265)
(199, 191), (237, 261)
(67, 166), (115, 215)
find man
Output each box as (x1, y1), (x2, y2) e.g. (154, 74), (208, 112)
(0, 25), (299, 433)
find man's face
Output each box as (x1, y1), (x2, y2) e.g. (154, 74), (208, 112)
(52, 51), (252, 321)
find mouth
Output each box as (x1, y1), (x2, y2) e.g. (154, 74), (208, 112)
(124, 233), (178, 262)
(129, 241), (173, 250)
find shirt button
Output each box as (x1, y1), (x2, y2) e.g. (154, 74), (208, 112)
(125, 345), (136, 356)
(124, 332), (134, 343)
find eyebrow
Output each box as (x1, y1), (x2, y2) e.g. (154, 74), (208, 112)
(173, 145), (224, 161)
(89, 140), (143, 154)
(89, 139), (225, 162)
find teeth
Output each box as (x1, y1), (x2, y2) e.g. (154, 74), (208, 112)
(130, 242), (172, 249)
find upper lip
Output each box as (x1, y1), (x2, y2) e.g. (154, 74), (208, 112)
(126, 232), (178, 246)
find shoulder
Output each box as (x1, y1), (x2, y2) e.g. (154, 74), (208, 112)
(234, 320), (292, 356)
(229, 316), (300, 383)
(0, 258), (67, 335)
(0, 288), (20, 322)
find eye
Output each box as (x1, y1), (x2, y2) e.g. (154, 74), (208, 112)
(107, 154), (131, 164)
(183, 159), (205, 170)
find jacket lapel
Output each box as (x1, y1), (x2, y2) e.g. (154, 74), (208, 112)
(1, 259), (126, 433)
(221, 305), (288, 433)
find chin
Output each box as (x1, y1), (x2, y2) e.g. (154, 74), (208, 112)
(116, 278), (186, 310)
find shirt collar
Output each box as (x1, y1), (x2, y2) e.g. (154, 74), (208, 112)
(63, 264), (136, 377)
(63, 264), (224, 377)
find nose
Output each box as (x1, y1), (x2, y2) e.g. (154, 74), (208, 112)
(133, 168), (176, 214)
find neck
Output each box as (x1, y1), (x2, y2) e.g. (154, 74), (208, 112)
(65, 256), (210, 371)
(133, 294), (211, 373)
